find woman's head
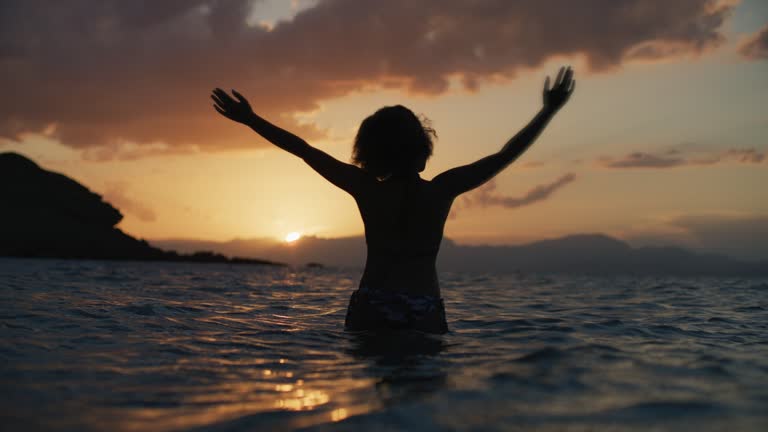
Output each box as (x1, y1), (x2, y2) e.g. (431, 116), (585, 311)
(352, 105), (436, 178)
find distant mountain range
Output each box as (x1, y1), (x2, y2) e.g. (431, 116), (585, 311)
(153, 233), (768, 276)
(0, 152), (280, 266)
(3, 151), (765, 275)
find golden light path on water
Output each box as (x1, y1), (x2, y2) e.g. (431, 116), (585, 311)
(98, 363), (374, 431)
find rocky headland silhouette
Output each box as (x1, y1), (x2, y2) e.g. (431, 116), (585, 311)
(0, 152), (281, 266)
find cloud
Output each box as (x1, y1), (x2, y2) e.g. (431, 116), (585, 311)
(101, 182), (157, 222)
(691, 147), (766, 165)
(599, 152), (685, 168)
(455, 173), (576, 216)
(598, 147), (765, 168)
(738, 24), (768, 60)
(520, 160), (546, 169)
(0, 0), (736, 157)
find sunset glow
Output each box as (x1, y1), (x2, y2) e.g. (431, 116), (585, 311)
(0, 0), (765, 260)
(285, 232), (302, 243)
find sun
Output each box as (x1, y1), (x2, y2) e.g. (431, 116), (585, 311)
(284, 231), (302, 243)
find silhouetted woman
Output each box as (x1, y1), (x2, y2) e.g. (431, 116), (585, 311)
(212, 66), (575, 334)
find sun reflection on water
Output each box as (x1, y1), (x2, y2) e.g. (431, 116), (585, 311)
(274, 388), (331, 411)
(331, 408), (349, 422)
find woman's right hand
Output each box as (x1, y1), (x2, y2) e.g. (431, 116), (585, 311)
(211, 88), (255, 124)
(543, 66), (575, 112)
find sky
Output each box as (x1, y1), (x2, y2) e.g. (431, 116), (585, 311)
(1, 0), (767, 260)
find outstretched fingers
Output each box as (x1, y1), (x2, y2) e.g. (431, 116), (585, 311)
(562, 67), (573, 88)
(213, 104), (227, 116)
(211, 93), (227, 108)
(542, 66), (576, 110)
(211, 88), (236, 117)
(213, 88), (236, 105)
(555, 66), (565, 87)
(210, 87), (255, 123)
(231, 89), (248, 105)
(554, 66), (572, 92)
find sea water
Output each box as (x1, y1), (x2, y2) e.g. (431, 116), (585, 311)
(1, 258), (766, 431)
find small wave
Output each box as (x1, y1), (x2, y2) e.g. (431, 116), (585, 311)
(69, 308), (110, 319)
(734, 305), (765, 312)
(515, 346), (564, 363)
(118, 304), (157, 316)
(596, 400), (726, 421)
(196, 286), (228, 293)
(582, 319), (624, 328)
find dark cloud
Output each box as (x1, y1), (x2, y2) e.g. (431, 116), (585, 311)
(739, 24), (768, 60)
(600, 152), (685, 168)
(0, 0), (735, 157)
(599, 147), (766, 168)
(716, 148), (765, 163)
(455, 173), (576, 216)
(686, 147), (767, 165)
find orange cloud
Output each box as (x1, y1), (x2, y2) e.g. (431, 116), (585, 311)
(598, 147), (765, 168)
(599, 152), (686, 168)
(0, 0), (736, 157)
(454, 173), (576, 216)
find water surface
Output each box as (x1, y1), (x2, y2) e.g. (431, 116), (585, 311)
(1, 258), (766, 431)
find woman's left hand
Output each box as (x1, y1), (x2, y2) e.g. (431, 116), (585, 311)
(543, 66), (575, 112)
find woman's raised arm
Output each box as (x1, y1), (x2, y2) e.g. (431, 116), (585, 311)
(212, 88), (369, 196)
(432, 66), (575, 198)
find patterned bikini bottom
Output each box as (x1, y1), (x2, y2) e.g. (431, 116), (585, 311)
(344, 287), (448, 334)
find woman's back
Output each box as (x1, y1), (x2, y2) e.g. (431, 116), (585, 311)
(356, 175), (453, 297)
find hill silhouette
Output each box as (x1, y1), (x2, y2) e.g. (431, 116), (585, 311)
(438, 234), (768, 275)
(0, 152), (281, 266)
(155, 234), (768, 276)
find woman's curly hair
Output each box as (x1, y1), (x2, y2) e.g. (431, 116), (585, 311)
(352, 105), (436, 178)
